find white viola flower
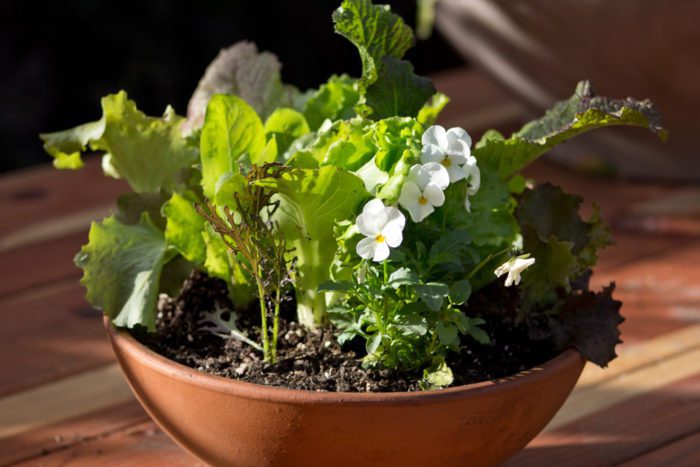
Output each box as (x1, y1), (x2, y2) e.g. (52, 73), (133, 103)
(463, 155), (481, 212)
(398, 162), (450, 223)
(420, 125), (473, 183)
(494, 254), (536, 287)
(355, 199), (406, 262)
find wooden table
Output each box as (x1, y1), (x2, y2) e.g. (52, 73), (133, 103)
(2, 69), (700, 466)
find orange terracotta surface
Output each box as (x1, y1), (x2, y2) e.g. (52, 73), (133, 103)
(107, 320), (585, 467)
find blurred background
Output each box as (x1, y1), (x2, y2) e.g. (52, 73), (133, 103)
(0, 0), (463, 174)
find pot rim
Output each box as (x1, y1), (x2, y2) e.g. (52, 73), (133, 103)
(106, 316), (585, 405)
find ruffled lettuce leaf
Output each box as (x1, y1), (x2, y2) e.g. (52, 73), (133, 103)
(257, 166), (369, 327)
(364, 57), (435, 120)
(333, 0), (414, 86)
(302, 75), (359, 131)
(185, 41), (301, 130)
(40, 92), (197, 193)
(516, 183), (614, 305)
(474, 80), (668, 180)
(417, 92), (449, 126)
(332, 0), (434, 119)
(264, 108), (311, 156)
(551, 283), (624, 367)
(75, 213), (175, 331)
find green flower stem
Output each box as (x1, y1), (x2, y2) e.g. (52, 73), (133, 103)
(467, 247), (511, 281)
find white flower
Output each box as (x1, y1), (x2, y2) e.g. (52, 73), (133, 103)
(463, 155), (481, 212)
(494, 254), (536, 287)
(398, 162), (449, 223)
(421, 125), (472, 183)
(355, 199), (406, 262)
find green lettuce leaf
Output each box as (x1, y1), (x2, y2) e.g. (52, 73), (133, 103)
(75, 213), (175, 330)
(257, 166), (369, 327)
(163, 191), (206, 264)
(417, 92), (449, 126)
(302, 74), (359, 130)
(264, 108), (311, 156)
(199, 94), (266, 199)
(474, 80), (667, 179)
(40, 92), (197, 193)
(364, 57), (435, 120)
(185, 41), (301, 130)
(332, 0), (414, 87)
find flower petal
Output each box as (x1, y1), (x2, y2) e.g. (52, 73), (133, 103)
(466, 164), (481, 195)
(385, 205), (406, 231)
(407, 201), (434, 223)
(372, 241), (391, 262)
(362, 198), (387, 216)
(446, 164), (466, 183)
(356, 236), (378, 260)
(382, 222), (404, 247)
(421, 144), (444, 165)
(407, 164), (430, 190)
(423, 183), (445, 207)
(356, 212), (381, 237)
(398, 181), (421, 211)
(422, 125), (448, 150)
(446, 127), (472, 149)
(421, 162), (450, 190)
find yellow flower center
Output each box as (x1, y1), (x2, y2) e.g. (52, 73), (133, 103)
(441, 156), (452, 167)
(418, 196), (428, 205)
(375, 234), (385, 243)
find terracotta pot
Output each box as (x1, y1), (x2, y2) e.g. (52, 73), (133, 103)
(106, 319), (585, 466)
(436, 0), (700, 181)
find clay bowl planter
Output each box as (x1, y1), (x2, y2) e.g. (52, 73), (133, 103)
(106, 319), (585, 466)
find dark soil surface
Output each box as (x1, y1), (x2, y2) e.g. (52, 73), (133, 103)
(136, 271), (561, 392)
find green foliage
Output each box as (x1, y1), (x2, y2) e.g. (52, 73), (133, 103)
(515, 183), (614, 307)
(264, 108), (311, 155)
(40, 92), (197, 193)
(302, 75), (359, 130)
(324, 262), (489, 386)
(474, 80), (667, 180)
(257, 166), (369, 327)
(364, 57), (435, 120)
(332, 0), (434, 119)
(75, 214), (175, 331)
(333, 0), (414, 86)
(199, 94), (266, 199)
(42, 0), (668, 385)
(185, 41), (301, 128)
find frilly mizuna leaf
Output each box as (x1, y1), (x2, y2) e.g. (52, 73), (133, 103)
(40, 92), (198, 194)
(75, 213), (175, 331)
(185, 41), (300, 130)
(475, 80), (667, 179)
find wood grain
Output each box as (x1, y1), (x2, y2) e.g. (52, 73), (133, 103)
(0, 364), (132, 440)
(0, 280), (114, 397)
(0, 158), (127, 239)
(508, 373), (700, 466)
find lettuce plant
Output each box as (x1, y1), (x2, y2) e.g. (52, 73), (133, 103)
(41, 0), (665, 384)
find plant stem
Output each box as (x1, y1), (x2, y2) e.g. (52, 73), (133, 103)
(467, 247), (511, 281)
(272, 288), (281, 360)
(256, 279), (271, 362)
